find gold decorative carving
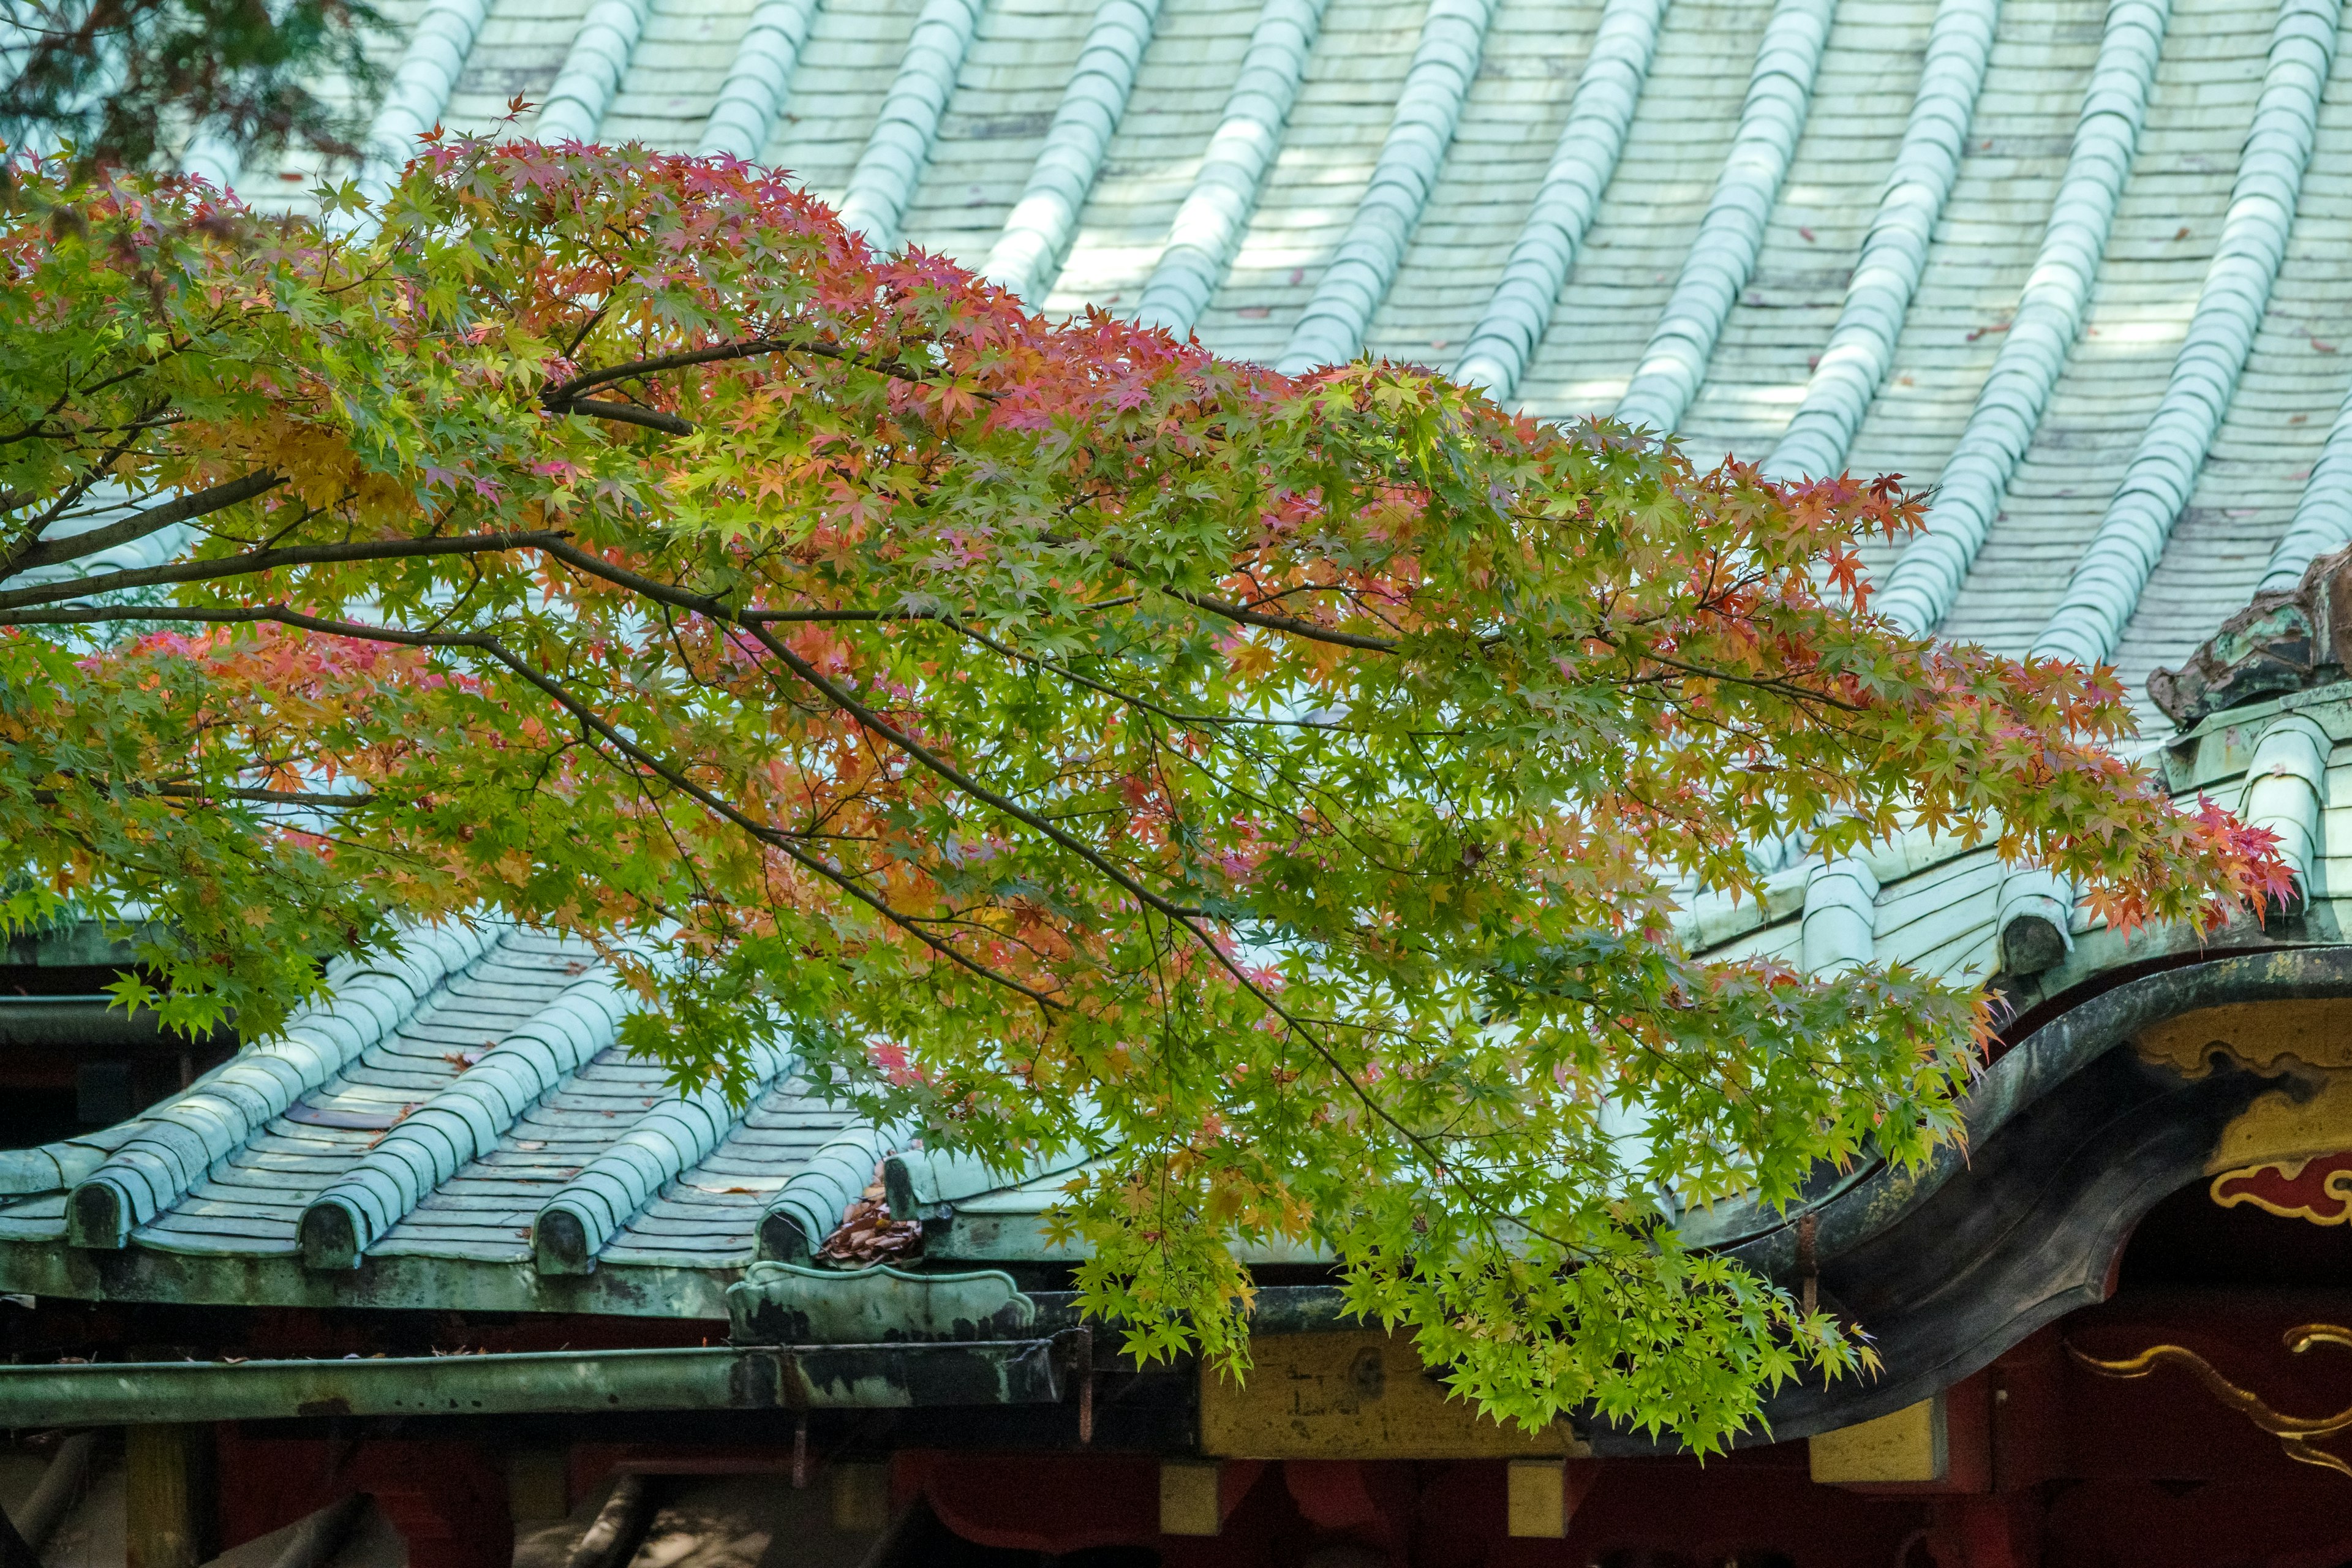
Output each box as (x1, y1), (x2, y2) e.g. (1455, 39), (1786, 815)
(2210, 1152), (2352, 1225)
(2135, 998), (2352, 1077)
(2127, 1000), (2352, 1173)
(2070, 1326), (2352, 1478)
(2211, 1079), (2352, 1174)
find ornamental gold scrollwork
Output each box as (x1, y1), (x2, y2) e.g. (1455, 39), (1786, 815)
(2070, 1325), (2352, 1478)
(2209, 1152), (2352, 1225)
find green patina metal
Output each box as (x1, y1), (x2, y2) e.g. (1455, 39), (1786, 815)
(66, 924), (498, 1252)
(0, 1237), (739, 1320)
(0, 1338), (1071, 1426)
(5, 682), (2352, 1350)
(0, 921), (145, 970)
(0, 1141), (109, 1200)
(755, 1123), (902, 1264)
(725, 1262), (1036, 1344)
(533, 1038), (794, 1276)
(1691, 943), (2352, 1283)
(298, 972), (633, 1271)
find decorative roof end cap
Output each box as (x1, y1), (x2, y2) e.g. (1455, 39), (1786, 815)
(531, 1205), (595, 1275)
(298, 1199), (364, 1271)
(2149, 543), (2352, 728)
(65, 1180), (128, 1250)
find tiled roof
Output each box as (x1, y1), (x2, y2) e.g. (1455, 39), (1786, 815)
(0, 929), (872, 1317)
(36, 0), (2352, 1318)
(4, 655), (2347, 1313)
(214, 0), (2352, 725)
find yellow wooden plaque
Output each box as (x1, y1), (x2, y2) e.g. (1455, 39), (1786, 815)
(1199, 1331), (1586, 1460)
(1808, 1396), (1947, 1484)
(1158, 1461), (1223, 1536)
(1505, 1460), (1567, 1538)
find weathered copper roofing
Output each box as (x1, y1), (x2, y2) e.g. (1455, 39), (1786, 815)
(0, 650), (2339, 1322)
(190, 0), (2352, 725)
(21, 0), (2352, 1446)
(0, 929), (868, 1317)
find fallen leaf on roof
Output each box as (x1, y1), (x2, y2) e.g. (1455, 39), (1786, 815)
(818, 1161), (923, 1264)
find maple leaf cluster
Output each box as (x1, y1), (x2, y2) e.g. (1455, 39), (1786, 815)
(0, 141), (2286, 1448)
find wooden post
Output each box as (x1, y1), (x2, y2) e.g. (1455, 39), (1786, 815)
(508, 1449), (570, 1522)
(126, 1425), (214, 1568)
(831, 1464), (892, 1534)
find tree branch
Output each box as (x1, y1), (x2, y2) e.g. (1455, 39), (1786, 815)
(2, 469), (287, 580)
(0, 528), (567, 616)
(1152, 584), (1401, 653)
(0, 400), (176, 575)
(34, 782), (380, 807)
(569, 401), (695, 436)
(18, 596), (1476, 1211)
(533, 538), (1214, 922)
(18, 599), (1066, 1011)
(543, 336), (968, 410)
(1036, 536), (1404, 653)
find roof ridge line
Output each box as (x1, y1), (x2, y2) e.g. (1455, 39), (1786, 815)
(294, 967), (635, 1270)
(64, 921), (503, 1250)
(1274, 0), (1504, 374)
(534, 0), (659, 145)
(350, 0), (497, 211)
(757, 1118), (911, 1261)
(1131, 0), (1333, 339)
(837, 0), (989, 251)
(2263, 385), (2352, 594)
(530, 1036), (794, 1274)
(982, 0), (1167, 304)
(698, 0), (826, 160)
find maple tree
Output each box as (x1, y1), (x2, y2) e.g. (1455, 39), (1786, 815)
(1, 0), (382, 173)
(0, 140), (2286, 1449)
